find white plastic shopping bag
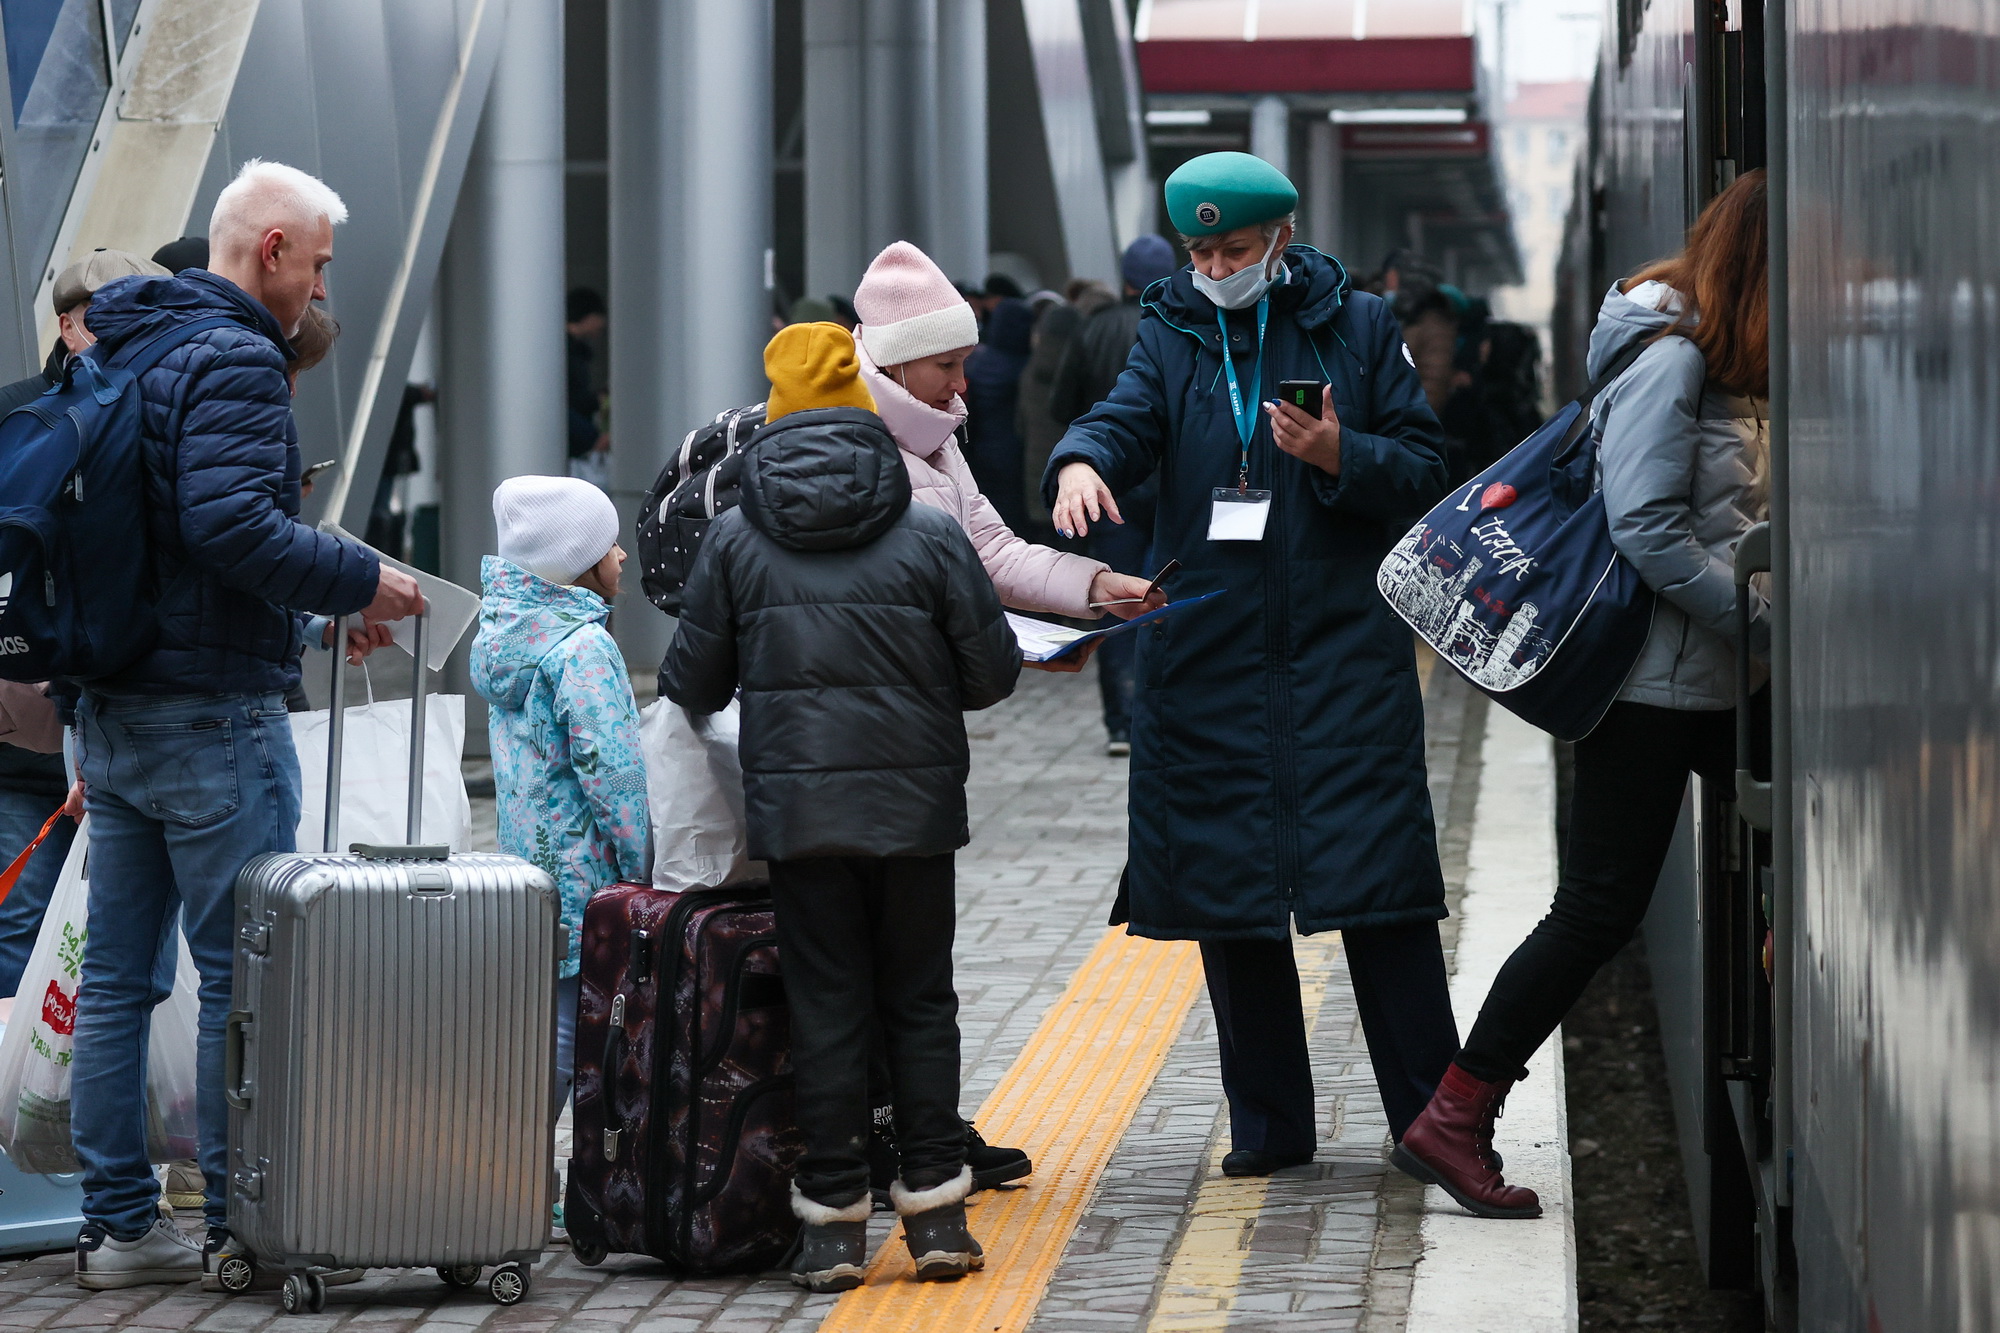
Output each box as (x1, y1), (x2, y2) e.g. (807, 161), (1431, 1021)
(643, 698), (764, 891)
(0, 818), (203, 1173)
(293, 690), (472, 852)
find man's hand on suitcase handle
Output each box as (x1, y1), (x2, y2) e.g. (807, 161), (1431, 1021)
(361, 567), (426, 630)
(324, 619), (396, 665)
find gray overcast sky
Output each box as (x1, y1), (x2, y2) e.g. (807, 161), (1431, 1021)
(1499, 0), (1602, 85)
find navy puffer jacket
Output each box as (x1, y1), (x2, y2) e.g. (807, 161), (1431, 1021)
(85, 271), (378, 694)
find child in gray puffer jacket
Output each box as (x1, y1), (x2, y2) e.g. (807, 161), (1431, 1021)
(661, 322), (1020, 1293)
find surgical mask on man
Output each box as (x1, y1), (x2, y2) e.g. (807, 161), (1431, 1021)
(1192, 233), (1285, 310)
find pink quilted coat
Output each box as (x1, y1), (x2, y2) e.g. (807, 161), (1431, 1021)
(858, 346), (1105, 618)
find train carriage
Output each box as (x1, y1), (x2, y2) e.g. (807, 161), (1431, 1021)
(1560, 1), (2000, 1327)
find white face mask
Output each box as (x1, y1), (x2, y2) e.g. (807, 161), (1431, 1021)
(1192, 233), (1284, 310)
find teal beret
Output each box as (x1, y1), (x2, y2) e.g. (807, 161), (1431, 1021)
(1164, 152), (1299, 238)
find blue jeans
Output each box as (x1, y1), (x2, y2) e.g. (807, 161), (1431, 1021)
(73, 691), (300, 1238)
(0, 788), (77, 997)
(554, 973), (580, 1122)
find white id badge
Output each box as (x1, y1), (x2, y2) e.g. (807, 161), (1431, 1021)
(1209, 487), (1273, 541)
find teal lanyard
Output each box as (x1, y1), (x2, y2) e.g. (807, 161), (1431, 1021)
(1217, 297), (1269, 489)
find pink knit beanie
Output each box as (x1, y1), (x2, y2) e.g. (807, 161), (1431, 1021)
(853, 241), (979, 368)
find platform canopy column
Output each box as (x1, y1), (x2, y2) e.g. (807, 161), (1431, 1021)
(607, 0), (775, 666)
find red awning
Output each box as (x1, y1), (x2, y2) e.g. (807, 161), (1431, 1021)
(1137, 37), (1476, 95)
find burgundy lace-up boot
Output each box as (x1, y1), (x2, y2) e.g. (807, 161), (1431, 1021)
(1391, 1063), (1542, 1219)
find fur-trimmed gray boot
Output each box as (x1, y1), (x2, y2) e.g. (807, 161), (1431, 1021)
(892, 1166), (983, 1281)
(788, 1184), (871, 1292)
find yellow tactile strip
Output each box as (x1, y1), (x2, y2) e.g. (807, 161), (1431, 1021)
(817, 927), (1207, 1333)
(1145, 932), (1344, 1331)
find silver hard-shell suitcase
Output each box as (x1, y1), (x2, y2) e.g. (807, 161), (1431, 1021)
(221, 614), (561, 1314)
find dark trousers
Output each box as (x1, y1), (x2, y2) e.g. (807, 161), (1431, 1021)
(1459, 701), (1736, 1082)
(1200, 921), (1460, 1151)
(768, 853), (966, 1208)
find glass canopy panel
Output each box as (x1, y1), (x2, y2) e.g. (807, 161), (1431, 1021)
(2, 0), (111, 302)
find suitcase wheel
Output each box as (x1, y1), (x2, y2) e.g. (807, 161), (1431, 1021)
(438, 1263), (482, 1288)
(214, 1253), (257, 1295)
(280, 1271), (325, 1316)
(488, 1262), (532, 1305)
(570, 1236), (607, 1267)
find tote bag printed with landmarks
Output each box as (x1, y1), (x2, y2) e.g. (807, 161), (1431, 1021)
(1377, 364), (1656, 742)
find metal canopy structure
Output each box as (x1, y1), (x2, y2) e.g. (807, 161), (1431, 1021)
(1132, 0), (1520, 289)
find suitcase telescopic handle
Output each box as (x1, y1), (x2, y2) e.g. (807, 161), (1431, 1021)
(326, 608), (430, 853)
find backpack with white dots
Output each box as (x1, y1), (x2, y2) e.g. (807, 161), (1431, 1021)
(635, 402), (767, 618)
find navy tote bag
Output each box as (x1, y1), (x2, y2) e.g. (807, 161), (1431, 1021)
(1377, 349), (1652, 741)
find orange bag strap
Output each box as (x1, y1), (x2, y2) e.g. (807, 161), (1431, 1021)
(0, 808), (67, 907)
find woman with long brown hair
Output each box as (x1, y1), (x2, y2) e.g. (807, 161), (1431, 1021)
(1393, 169), (1772, 1218)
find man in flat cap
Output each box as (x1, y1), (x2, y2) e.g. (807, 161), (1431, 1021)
(0, 249), (168, 416)
(1044, 151), (1461, 1178)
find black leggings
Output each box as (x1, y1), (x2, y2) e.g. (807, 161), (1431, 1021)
(1458, 701), (1736, 1083)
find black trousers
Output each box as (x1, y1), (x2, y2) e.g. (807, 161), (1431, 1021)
(1200, 920), (1460, 1151)
(1458, 701), (1735, 1083)
(769, 853), (966, 1208)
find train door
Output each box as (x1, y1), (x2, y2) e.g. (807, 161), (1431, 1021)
(1640, 0), (1797, 1324)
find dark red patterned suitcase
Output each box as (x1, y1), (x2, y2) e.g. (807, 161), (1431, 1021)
(564, 882), (804, 1274)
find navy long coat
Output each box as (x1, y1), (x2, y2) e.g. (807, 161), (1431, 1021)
(1045, 248), (1449, 940)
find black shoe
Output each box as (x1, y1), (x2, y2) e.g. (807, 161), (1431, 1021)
(967, 1121), (1031, 1192)
(790, 1221), (868, 1293)
(1106, 730), (1131, 758)
(1220, 1149), (1314, 1177)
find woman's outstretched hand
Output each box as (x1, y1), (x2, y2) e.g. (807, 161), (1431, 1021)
(1052, 463), (1121, 538)
(1088, 571), (1166, 620)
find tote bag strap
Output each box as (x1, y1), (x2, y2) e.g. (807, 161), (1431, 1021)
(0, 808), (67, 907)
(1554, 340), (1654, 462)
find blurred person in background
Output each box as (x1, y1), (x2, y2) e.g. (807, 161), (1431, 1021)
(566, 287), (610, 489)
(1020, 280), (1114, 528)
(961, 296), (1035, 531)
(1048, 235), (1179, 754)
(150, 236), (208, 275)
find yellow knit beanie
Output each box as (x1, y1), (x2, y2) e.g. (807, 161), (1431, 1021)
(763, 322), (878, 423)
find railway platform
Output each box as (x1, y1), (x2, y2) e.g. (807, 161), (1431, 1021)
(0, 664), (1575, 1332)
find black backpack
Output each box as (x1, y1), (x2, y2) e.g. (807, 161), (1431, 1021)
(637, 402), (767, 616)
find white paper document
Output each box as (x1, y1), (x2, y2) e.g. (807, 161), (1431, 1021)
(1004, 591), (1225, 663)
(1005, 613), (1091, 662)
(322, 522), (482, 670)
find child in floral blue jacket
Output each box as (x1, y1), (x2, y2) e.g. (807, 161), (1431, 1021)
(471, 477), (649, 1122)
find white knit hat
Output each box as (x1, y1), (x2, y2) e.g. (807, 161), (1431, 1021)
(853, 241), (980, 368)
(493, 476), (620, 585)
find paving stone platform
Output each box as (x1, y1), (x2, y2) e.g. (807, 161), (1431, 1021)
(0, 663), (1489, 1332)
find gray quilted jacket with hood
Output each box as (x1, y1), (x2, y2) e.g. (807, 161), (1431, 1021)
(1588, 281), (1769, 711)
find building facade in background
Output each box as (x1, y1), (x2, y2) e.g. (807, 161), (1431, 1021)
(1490, 79), (1588, 398)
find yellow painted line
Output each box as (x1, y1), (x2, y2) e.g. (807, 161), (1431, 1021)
(1146, 933), (1344, 1332)
(818, 927), (1206, 1333)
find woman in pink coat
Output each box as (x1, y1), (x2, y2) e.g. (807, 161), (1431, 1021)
(852, 243), (1160, 662)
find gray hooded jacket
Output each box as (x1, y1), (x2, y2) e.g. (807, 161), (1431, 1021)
(1588, 281), (1768, 711)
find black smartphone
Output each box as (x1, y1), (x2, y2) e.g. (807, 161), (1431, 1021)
(1276, 380), (1326, 416)
(301, 458), (340, 486)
